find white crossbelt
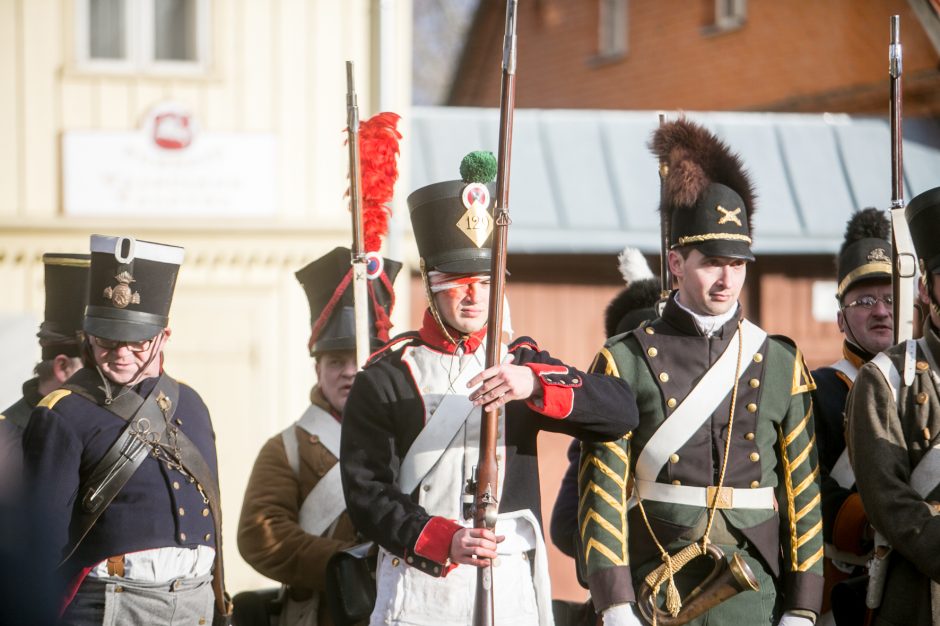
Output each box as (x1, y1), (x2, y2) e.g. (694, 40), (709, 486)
(634, 479), (775, 509)
(281, 404), (345, 537)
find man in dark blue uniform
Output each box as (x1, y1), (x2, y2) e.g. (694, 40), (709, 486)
(22, 235), (230, 626)
(0, 253), (89, 490)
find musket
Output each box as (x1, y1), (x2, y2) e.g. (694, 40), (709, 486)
(346, 61), (371, 367)
(657, 112), (671, 299)
(887, 15), (918, 344)
(473, 2), (518, 625)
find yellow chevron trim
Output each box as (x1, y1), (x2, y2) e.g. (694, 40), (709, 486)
(797, 546), (824, 572)
(778, 423), (799, 566)
(783, 406), (812, 447)
(794, 493), (820, 523)
(793, 466), (820, 498)
(586, 456), (626, 489)
(38, 389), (71, 409)
(796, 520), (822, 548)
(584, 537), (626, 566)
(791, 348), (816, 394)
(594, 348), (621, 377)
(579, 481), (624, 514)
(580, 509), (626, 541)
(789, 435), (815, 472)
(605, 440), (630, 463)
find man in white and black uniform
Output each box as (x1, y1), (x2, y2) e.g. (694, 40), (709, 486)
(339, 153), (637, 626)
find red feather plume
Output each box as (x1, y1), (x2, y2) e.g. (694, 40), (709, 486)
(353, 112), (401, 253)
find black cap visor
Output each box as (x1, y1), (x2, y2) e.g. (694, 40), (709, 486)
(83, 306), (166, 342)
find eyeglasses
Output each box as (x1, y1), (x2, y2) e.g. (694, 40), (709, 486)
(91, 336), (154, 353)
(843, 295), (893, 310)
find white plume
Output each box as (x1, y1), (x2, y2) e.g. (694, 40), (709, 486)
(617, 247), (654, 285)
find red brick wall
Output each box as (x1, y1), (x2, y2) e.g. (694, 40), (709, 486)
(450, 0), (940, 115)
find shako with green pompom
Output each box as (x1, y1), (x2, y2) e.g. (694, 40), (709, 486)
(407, 151), (498, 274)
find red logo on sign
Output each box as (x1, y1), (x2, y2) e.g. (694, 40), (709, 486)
(153, 112), (193, 150)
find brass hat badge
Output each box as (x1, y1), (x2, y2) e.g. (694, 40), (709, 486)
(103, 270), (140, 309)
(457, 183), (493, 248)
(868, 248), (890, 263)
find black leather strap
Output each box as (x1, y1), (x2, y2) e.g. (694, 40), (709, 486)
(58, 372), (178, 566)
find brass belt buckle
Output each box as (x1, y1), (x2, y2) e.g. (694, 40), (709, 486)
(706, 486), (734, 509)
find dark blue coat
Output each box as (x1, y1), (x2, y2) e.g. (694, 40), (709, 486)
(22, 370), (219, 582)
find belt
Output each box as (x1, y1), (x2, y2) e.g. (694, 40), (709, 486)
(634, 479), (775, 510)
(106, 554), (125, 577)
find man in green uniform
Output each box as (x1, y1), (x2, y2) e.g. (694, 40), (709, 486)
(846, 185), (940, 626)
(579, 118), (823, 626)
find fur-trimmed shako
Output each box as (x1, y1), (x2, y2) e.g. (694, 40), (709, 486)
(651, 118), (756, 261)
(836, 207), (892, 300)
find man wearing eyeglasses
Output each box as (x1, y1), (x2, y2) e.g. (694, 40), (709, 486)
(22, 235), (230, 626)
(810, 208), (894, 625)
(845, 187), (940, 626)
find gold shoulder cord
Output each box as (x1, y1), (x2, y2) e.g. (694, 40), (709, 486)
(635, 320), (745, 624)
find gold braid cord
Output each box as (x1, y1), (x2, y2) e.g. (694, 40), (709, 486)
(637, 320), (745, 624)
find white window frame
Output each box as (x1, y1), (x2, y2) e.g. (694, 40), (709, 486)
(597, 0), (628, 59)
(714, 0), (746, 31)
(74, 0), (211, 76)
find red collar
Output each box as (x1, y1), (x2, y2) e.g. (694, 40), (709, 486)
(418, 308), (487, 354)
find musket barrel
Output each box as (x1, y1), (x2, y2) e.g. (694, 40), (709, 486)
(346, 60), (371, 367)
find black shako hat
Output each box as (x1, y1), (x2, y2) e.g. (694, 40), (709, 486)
(407, 151), (498, 274)
(84, 235), (184, 342)
(295, 246), (402, 356)
(836, 208), (892, 300)
(906, 186), (940, 274)
(651, 118), (756, 261)
(39, 253), (90, 359)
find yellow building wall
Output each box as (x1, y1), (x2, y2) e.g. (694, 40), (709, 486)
(0, 0), (416, 593)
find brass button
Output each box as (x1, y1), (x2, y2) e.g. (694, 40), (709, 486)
(659, 372), (670, 382)
(419, 561), (427, 569)
(750, 480), (760, 489)
(749, 452), (760, 463)
(392, 558), (400, 567)
(749, 378), (760, 388)
(746, 403), (757, 413)
(647, 347), (658, 357)
(745, 432), (755, 441)
(645, 327), (655, 335)
(199, 619), (206, 625)
(0, 414), (6, 421)
(917, 360), (929, 371)
(572, 377), (580, 384)
(666, 398), (677, 408)
(180, 533), (187, 541)
(175, 418), (182, 425)
(309, 435), (319, 443)
(173, 481), (180, 490)
(114, 586), (124, 593)
(916, 392), (929, 405)
(433, 566), (441, 574)
(406, 556), (414, 564)
(753, 353), (763, 363)
(178, 507), (185, 516)
(202, 508), (209, 517)
(671, 479), (681, 485)
(423, 484), (431, 491)
(669, 453), (680, 464)
(204, 533), (211, 541)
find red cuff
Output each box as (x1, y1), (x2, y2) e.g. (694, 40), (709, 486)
(524, 363), (581, 419)
(413, 516), (462, 565)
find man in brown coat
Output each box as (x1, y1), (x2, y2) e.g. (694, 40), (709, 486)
(237, 247), (400, 626)
(847, 186), (940, 626)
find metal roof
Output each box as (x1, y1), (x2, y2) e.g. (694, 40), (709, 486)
(410, 107), (940, 255)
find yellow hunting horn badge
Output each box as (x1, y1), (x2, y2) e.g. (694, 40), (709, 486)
(457, 182), (493, 248)
(103, 270), (141, 309)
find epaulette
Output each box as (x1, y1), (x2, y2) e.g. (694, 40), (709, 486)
(509, 336), (540, 352)
(37, 388), (71, 409)
(366, 333), (419, 366)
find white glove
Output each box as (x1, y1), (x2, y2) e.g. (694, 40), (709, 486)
(777, 613), (814, 626)
(602, 603), (645, 626)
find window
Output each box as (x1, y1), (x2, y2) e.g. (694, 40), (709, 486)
(598, 0), (628, 59)
(713, 0), (746, 31)
(75, 0), (210, 75)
